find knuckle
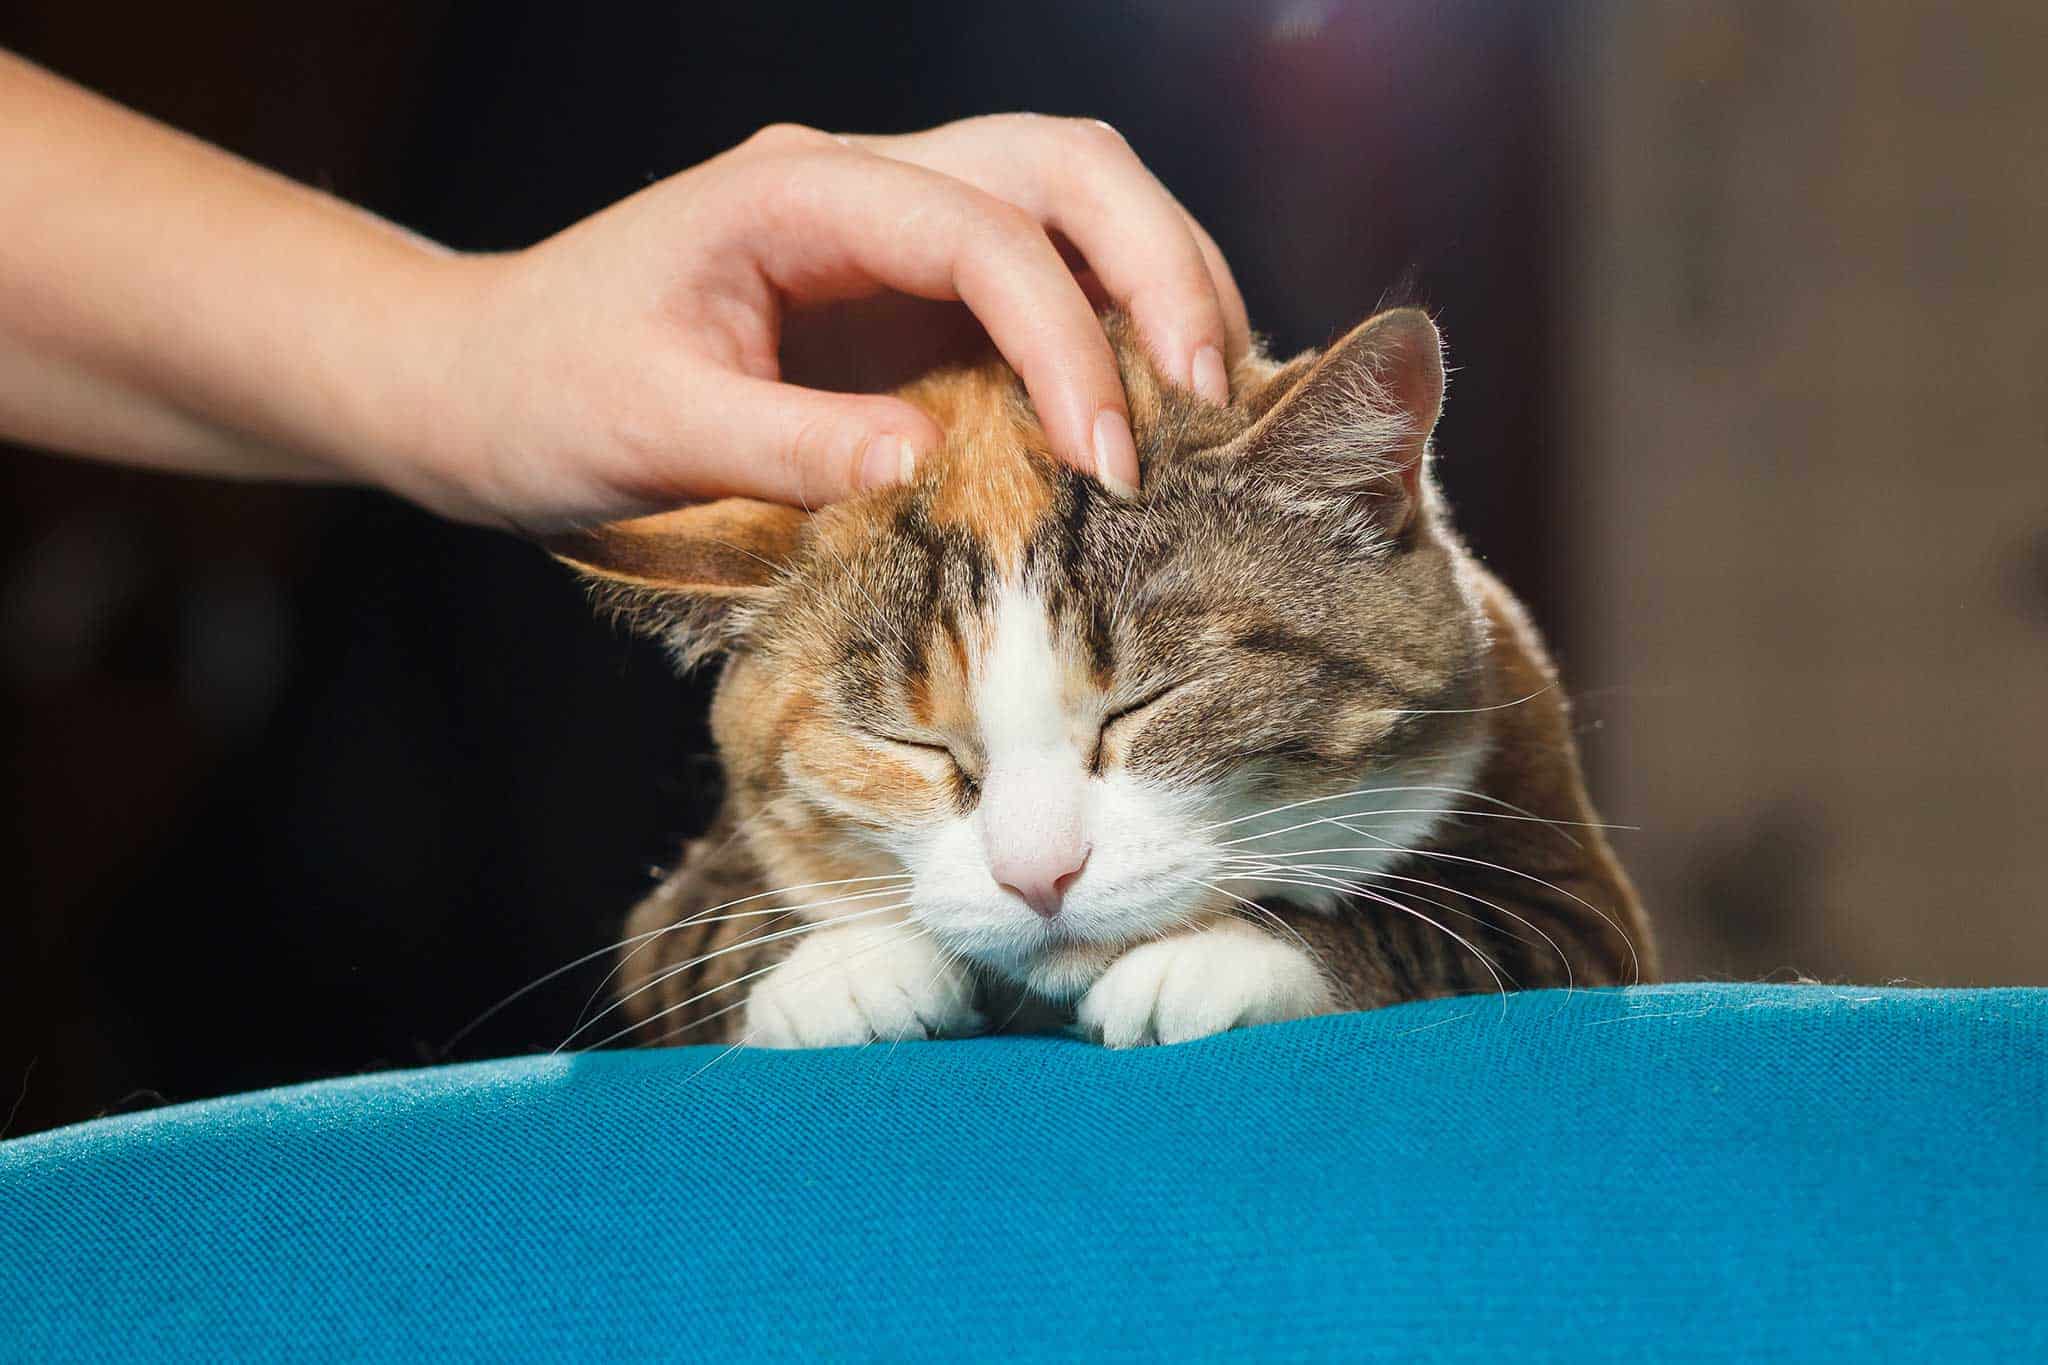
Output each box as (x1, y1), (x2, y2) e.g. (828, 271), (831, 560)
(969, 202), (1047, 260)
(745, 122), (832, 155)
(1066, 116), (1130, 155)
(1042, 119), (1136, 197)
(1046, 119), (1157, 224)
(994, 205), (1047, 252)
(1131, 268), (1224, 342)
(786, 412), (862, 499)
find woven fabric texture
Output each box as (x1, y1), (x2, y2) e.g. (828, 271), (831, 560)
(3, 983), (2043, 1361)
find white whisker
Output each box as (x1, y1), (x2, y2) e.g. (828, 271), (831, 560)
(1218, 868), (1513, 1011)
(1238, 802), (1573, 985)
(1218, 805), (1625, 849)
(1233, 856), (1576, 993)
(1180, 876), (1325, 967)
(580, 879), (914, 1034)
(444, 872), (910, 1053)
(588, 913), (931, 1054)
(884, 928), (965, 1060)
(557, 900), (911, 1053)
(1201, 781), (1616, 839)
(1369, 682), (1556, 718)
(634, 994), (749, 1049)
(1229, 834), (1641, 985)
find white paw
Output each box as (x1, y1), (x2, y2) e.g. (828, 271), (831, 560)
(1076, 921), (1334, 1048)
(745, 922), (984, 1049)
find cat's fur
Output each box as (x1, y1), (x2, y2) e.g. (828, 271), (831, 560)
(556, 308), (1654, 1049)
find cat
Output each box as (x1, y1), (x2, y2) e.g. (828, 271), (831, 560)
(552, 307), (1655, 1050)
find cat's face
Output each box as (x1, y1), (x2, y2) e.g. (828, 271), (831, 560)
(562, 310), (1489, 1000)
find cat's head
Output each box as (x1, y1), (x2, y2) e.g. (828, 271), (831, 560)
(558, 309), (1491, 999)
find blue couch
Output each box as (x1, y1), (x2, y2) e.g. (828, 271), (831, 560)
(4, 983), (2043, 1361)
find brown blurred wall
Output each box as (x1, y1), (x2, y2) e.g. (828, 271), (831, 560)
(1565, 0), (2048, 984)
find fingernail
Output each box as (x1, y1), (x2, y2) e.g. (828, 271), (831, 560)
(1192, 344), (1229, 404)
(859, 435), (917, 491)
(1092, 408), (1139, 498)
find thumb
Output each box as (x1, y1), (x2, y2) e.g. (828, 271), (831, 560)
(686, 375), (942, 507)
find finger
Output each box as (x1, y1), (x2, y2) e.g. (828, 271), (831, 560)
(1180, 211), (1252, 365)
(1031, 121), (1232, 403)
(669, 373), (941, 506)
(736, 142), (1139, 493)
(855, 116), (1236, 404)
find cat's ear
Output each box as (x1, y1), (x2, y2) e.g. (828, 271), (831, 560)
(1242, 307), (1445, 537)
(546, 499), (810, 667)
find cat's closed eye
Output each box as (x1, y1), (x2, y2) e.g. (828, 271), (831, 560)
(1093, 680), (1192, 767)
(873, 732), (971, 778)
(1102, 682), (1186, 731)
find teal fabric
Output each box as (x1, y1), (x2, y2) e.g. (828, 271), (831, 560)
(3, 983), (2043, 1361)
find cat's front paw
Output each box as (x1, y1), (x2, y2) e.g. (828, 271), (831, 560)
(1076, 921), (1334, 1048)
(745, 921), (984, 1048)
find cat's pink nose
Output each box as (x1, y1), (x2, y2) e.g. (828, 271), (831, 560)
(992, 845), (1090, 920)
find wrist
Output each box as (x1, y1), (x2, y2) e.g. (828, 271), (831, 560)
(312, 246), (513, 524)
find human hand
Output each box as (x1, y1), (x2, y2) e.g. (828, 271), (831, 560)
(0, 58), (1248, 532)
(404, 116), (1250, 530)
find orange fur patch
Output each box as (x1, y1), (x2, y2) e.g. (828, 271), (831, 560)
(898, 361), (1057, 569)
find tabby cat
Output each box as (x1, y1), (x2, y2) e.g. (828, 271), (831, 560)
(554, 307), (1654, 1049)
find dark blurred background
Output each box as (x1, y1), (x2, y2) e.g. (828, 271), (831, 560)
(3, 1), (2043, 1138)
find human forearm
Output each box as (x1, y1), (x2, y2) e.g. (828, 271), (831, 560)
(0, 51), (465, 494)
